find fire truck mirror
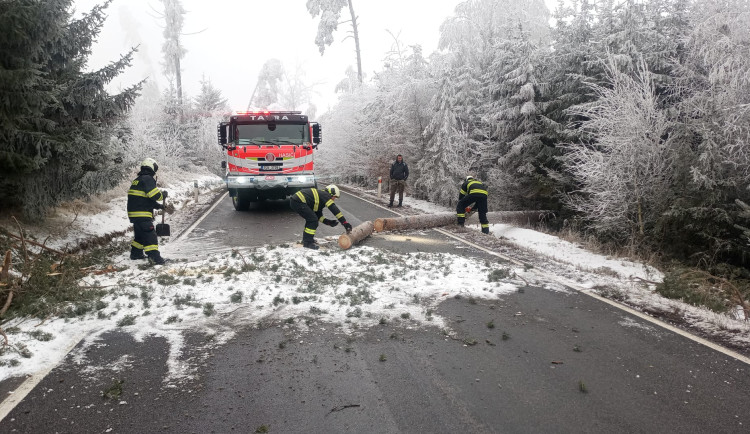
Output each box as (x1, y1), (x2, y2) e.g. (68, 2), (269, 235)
(221, 161), (227, 169)
(312, 123), (322, 145)
(217, 122), (229, 146)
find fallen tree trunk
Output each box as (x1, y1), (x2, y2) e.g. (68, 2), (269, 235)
(338, 221), (374, 250)
(373, 211), (551, 232)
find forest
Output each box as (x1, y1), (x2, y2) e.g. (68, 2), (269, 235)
(1, 0), (749, 311)
(317, 0), (750, 300)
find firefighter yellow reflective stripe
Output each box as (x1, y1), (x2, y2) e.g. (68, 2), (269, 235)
(460, 189), (467, 195)
(128, 189), (147, 197)
(457, 213), (466, 217)
(131, 241), (144, 249)
(143, 244), (159, 252)
(147, 188), (161, 198)
(312, 188), (320, 211)
(467, 181), (488, 196)
(481, 224), (490, 228)
(295, 191), (306, 202)
(128, 211), (153, 218)
(304, 228), (316, 235)
(335, 212), (343, 218)
(325, 199), (334, 207)
(318, 216), (325, 222)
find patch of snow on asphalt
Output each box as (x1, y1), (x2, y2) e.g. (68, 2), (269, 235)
(0, 244), (524, 383)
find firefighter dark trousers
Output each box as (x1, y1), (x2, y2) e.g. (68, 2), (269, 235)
(389, 180), (406, 205)
(457, 194), (489, 233)
(131, 219), (162, 259)
(290, 199), (319, 245)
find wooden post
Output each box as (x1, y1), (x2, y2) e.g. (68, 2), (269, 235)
(373, 211), (551, 232)
(338, 221), (374, 250)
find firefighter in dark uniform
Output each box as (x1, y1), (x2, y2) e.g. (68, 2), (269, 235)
(290, 185), (353, 249)
(127, 158), (169, 264)
(456, 176), (490, 234)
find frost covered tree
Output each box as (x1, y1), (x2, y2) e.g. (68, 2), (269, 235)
(159, 0), (187, 106)
(659, 0), (750, 266)
(0, 0), (142, 219)
(247, 59), (284, 110)
(306, 0), (363, 83)
(415, 59), (485, 207)
(564, 58), (674, 245)
(278, 63), (318, 111)
(194, 75), (228, 113)
(481, 26), (557, 209)
(415, 0), (552, 208)
(335, 66), (360, 94)
(360, 44), (435, 189)
(316, 87), (376, 183)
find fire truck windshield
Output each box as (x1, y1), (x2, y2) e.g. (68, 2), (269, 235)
(236, 123), (309, 145)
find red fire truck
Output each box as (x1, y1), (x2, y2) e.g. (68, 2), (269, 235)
(217, 111), (321, 210)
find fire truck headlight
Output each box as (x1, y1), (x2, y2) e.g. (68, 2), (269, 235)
(229, 176), (252, 184)
(297, 176), (307, 183)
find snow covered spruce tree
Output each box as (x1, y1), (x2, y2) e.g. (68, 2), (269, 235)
(659, 0), (750, 267)
(415, 0), (551, 209)
(0, 0), (142, 219)
(359, 44), (436, 193)
(480, 26), (559, 210)
(315, 83), (376, 184)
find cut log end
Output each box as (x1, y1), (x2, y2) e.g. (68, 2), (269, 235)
(338, 221), (374, 249)
(338, 236), (352, 250)
(373, 219), (385, 232)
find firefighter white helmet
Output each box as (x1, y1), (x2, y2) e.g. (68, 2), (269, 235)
(466, 175), (474, 181)
(325, 184), (341, 198)
(141, 158), (159, 173)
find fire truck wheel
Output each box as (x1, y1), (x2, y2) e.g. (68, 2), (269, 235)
(232, 193), (251, 211)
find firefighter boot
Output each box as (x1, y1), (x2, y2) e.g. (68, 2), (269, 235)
(303, 240), (320, 250)
(388, 202), (393, 208)
(302, 233), (319, 250)
(130, 246), (146, 260)
(397, 201), (402, 207)
(147, 251), (169, 265)
(482, 227), (490, 234)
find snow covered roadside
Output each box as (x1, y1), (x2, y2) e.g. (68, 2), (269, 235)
(0, 165), (225, 381)
(15, 165), (227, 252)
(402, 194), (750, 349)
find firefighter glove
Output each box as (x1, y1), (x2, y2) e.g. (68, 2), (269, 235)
(161, 190), (168, 199)
(342, 222), (353, 232)
(323, 218), (338, 227)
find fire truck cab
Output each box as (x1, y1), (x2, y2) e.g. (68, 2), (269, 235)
(217, 111), (321, 210)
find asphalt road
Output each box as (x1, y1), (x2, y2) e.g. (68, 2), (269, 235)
(2, 191), (750, 433)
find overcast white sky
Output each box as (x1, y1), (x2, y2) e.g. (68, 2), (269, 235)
(75, 0), (557, 115)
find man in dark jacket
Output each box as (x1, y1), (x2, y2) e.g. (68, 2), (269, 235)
(389, 154), (409, 207)
(127, 158), (169, 264)
(457, 176), (490, 234)
(290, 184), (353, 250)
